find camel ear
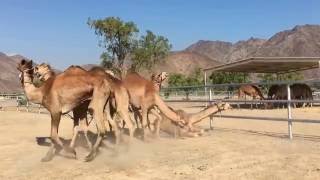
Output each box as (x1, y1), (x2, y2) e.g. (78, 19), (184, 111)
(21, 59), (26, 65)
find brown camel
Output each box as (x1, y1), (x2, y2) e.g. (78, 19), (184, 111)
(272, 84), (313, 108)
(267, 85), (280, 99)
(122, 72), (185, 139)
(18, 60), (111, 162)
(34, 63), (135, 149)
(160, 103), (231, 137)
(151, 72), (168, 91)
(238, 84), (265, 109)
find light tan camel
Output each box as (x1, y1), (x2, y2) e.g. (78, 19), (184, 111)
(122, 72), (185, 140)
(160, 103), (231, 137)
(33, 63), (135, 150)
(18, 60), (111, 162)
(238, 84), (265, 109)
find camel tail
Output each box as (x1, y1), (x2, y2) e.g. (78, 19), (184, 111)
(154, 94), (180, 123)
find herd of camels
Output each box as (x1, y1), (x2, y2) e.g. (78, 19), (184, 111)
(17, 59), (313, 162)
(17, 59), (231, 162)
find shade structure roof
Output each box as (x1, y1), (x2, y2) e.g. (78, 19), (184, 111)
(204, 57), (320, 73)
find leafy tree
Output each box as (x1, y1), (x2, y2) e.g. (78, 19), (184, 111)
(88, 17), (172, 75)
(88, 17), (138, 72)
(131, 30), (171, 71)
(209, 72), (249, 84)
(167, 68), (203, 100)
(258, 72), (304, 92)
(258, 72), (303, 83)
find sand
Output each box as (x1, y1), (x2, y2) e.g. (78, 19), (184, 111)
(1, 104), (320, 180)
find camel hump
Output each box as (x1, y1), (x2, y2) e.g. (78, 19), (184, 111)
(64, 65), (87, 74)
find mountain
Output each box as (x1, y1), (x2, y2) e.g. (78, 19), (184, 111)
(186, 40), (233, 63)
(186, 24), (320, 63)
(9, 54), (29, 63)
(0, 53), (21, 93)
(153, 51), (221, 75)
(185, 24), (320, 78)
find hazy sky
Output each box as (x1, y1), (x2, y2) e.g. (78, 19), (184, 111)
(0, 0), (319, 69)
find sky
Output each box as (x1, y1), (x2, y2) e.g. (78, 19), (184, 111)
(0, 0), (319, 69)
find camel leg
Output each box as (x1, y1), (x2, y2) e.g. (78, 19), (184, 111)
(42, 112), (71, 162)
(149, 108), (162, 138)
(141, 107), (149, 140)
(85, 89), (108, 162)
(69, 111), (80, 151)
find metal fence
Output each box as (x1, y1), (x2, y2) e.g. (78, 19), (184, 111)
(2, 79), (320, 139)
(160, 79), (320, 139)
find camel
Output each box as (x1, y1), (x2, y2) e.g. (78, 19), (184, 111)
(122, 72), (185, 140)
(267, 85), (280, 99)
(33, 63), (135, 151)
(160, 103), (231, 137)
(238, 85), (265, 109)
(17, 59), (111, 162)
(272, 84), (313, 108)
(151, 72), (168, 91)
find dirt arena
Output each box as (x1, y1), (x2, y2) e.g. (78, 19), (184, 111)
(1, 103), (320, 180)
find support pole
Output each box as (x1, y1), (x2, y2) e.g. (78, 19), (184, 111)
(204, 71), (208, 107)
(209, 89), (214, 130)
(287, 84), (293, 139)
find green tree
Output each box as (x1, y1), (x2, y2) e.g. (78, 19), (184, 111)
(167, 68), (203, 100)
(88, 17), (138, 71)
(209, 72), (249, 84)
(88, 17), (172, 74)
(131, 30), (171, 71)
(258, 72), (303, 83)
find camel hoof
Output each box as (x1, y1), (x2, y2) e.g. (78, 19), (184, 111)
(84, 149), (96, 162)
(41, 148), (55, 162)
(64, 146), (77, 157)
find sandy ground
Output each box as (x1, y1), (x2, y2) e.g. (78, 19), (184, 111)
(1, 104), (320, 180)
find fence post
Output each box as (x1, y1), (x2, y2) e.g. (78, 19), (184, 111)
(204, 71), (208, 107)
(38, 104), (41, 114)
(27, 101), (29, 112)
(209, 89), (214, 130)
(287, 84), (293, 139)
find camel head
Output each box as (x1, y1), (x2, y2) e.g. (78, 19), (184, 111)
(151, 72), (168, 83)
(34, 63), (53, 81)
(216, 102), (232, 110)
(17, 59), (33, 84)
(151, 72), (169, 90)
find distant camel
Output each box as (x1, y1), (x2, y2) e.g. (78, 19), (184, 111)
(238, 85), (265, 109)
(273, 84), (313, 108)
(267, 85), (280, 99)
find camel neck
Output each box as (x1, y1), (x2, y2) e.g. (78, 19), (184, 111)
(23, 72), (43, 104)
(188, 105), (220, 124)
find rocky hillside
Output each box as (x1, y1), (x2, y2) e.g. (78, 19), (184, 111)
(186, 25), (320, 63)
(0, 53), (21, 93)
(185, 24), (320, 78)
(153, 51), (221, 75)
